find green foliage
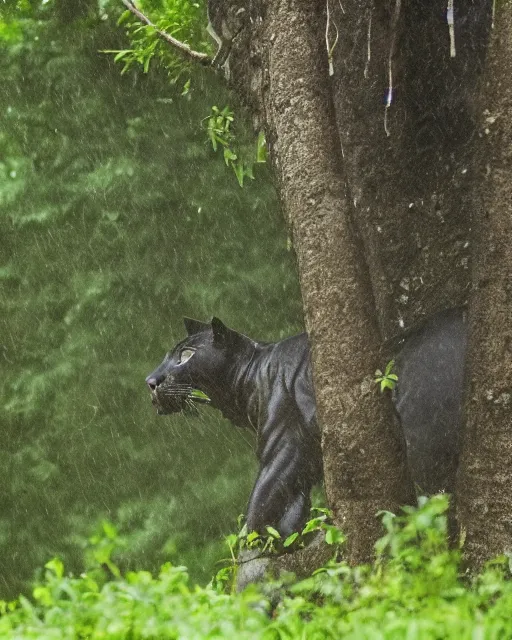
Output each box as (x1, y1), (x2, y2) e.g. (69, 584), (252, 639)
(375, 359), (399, 392)
(85, 521), (125, 579)
(301, 508), (345, 547)
(2, 497), (512, 638)
(222, 507), (344, 583)
(0, 1), (302, 598)
(114, 2), (267, 186)
(205, 106), (266, 186)
(111, 0), (211, 80)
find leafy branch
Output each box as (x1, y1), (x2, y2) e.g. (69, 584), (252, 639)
(119, 0), (211, 67)
(113, 4), (268, 186)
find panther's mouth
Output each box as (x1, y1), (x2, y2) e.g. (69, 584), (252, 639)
(150, 385), (210, 415)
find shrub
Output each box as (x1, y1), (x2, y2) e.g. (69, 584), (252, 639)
(2, 496), (512, 639)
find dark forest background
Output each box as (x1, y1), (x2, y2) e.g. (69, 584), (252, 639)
(0, 0), (302, 597)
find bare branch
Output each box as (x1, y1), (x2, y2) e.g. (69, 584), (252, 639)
(120, 0), (212, 67)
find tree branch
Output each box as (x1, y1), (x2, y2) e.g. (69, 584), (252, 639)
(120, 0), (212, 67)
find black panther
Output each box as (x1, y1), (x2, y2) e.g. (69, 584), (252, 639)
(146, 309), (467, 538)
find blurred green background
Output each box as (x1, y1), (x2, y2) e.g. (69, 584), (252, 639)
(0, 0), (302, 597)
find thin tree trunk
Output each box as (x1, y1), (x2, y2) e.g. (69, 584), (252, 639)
(457, 3), (512, 569)
(55, 0), (95, 23)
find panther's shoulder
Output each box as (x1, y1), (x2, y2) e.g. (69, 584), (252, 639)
(253, 333), (310, 390)
(271, 332), (309, 353)
(259, 332), (309, 367)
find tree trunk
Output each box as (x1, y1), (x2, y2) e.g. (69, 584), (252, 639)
(457, 3), (512, 569)
(221, 0), (415, 563)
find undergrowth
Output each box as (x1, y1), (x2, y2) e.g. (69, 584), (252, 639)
(2, 495), (512, 639)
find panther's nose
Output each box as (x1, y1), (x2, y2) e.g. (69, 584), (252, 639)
(146, 374), (164, 391)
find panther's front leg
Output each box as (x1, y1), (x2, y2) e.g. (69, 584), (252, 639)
(277, 489), (312, 538)
(246, 433), (312, 538)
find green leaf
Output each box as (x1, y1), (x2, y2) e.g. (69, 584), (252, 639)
(117, 10), (133, 26)
(256, 131), (267, 163)
(208, 131), (218, 151)
(189, 389), (210, 401)
(225, 533), (237, 549)
(223, 148), (237, 165)
(102, 521), (118, 540)
(45, 558), (64, 579)
(385, 359), (396, 376)
(324, 526), (344, 546)
(33, 586), (53, 606)
(265, 526), (281, 539)
(111, 50), (133, 62)
(181, 79), (191, 96)
(233, 162), (245, 187)
(301, 517), (324, 534)
(246, 531), (260, 543)
(283, 532), (299, 547)
(310, 507), (332, 516)
(375, 359), (398, 393)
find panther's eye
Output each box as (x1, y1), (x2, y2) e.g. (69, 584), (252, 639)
(178, 348), (195, 365)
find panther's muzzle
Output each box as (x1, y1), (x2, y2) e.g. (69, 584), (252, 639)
(145, 374), (197, 415)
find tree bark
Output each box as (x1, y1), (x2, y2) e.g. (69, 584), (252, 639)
(457, 2), (512, 569)
(329, 0), (491, 338)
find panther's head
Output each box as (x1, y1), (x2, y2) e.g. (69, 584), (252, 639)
(145, 316), (253, 415)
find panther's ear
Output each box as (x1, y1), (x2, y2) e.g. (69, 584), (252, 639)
(184, 317), (210, 336)
(211, 317), (232, 344)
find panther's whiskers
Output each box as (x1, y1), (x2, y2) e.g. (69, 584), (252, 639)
(159, 387), (193, 396)
(160, 384), (192, 390)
